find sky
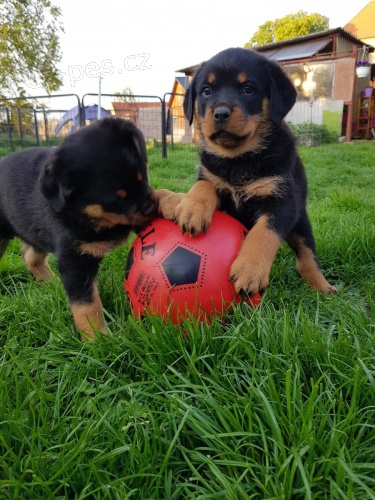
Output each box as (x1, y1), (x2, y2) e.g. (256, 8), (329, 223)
(50, 0), (368, 101)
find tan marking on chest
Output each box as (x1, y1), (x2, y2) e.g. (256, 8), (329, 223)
(201, 167), (285, 209)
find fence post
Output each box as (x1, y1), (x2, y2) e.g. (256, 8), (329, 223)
(33, 109), (40, 146)
(5, 107), (13, 151)
(161, 98), (167, 159)
(17, 108), (24, 148)
(43, 109), (49, 142)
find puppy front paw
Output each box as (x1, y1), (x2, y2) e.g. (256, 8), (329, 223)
(175, 197), (214, 236)
(229, 255), (270, 295)
(156, 189), (186, 221)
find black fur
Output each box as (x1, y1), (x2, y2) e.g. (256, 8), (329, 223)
(162, 47), (336, 295)
(0, 117), (157, 338)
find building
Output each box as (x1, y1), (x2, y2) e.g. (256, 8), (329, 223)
(344, 0), (375, 57)
(167, 76), (192, 144)
(111, 101), (163, 142)
(177, 28), (374, 142)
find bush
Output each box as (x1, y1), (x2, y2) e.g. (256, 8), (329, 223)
(289, 122), (339, 146)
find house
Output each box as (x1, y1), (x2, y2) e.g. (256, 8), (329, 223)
(110, 101), (163, 141)
(255, 28), (374, 141)
(344, 0), (375, 58)
(167, 76), (192, 144)
(177, 28), (374, 142)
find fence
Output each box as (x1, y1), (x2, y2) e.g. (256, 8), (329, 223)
(0, 92), (200, 161)
(0, 94), (81, 151)
(0, 92), (341, 158)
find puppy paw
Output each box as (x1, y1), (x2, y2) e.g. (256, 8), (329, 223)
(175, 197), (214, 236)
(156, 189), (186, 221)
(229, 255), (270, 295)
(320, 284), (338, 295)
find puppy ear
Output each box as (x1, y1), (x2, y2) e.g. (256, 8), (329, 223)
(131, 129), (147, 163)
(184, 63), (204, 127)
(40, 158), (73, 213)
(268, 62), (297, 123)
(183, 85), (195, 126)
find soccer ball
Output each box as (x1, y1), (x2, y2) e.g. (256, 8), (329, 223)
(124, 211), (261, 324)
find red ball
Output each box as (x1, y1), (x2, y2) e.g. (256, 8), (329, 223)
(124, 211), (261, 324)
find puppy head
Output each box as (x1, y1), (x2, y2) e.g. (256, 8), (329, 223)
(40, 118), (157, 228)
(184, 47), (296, 156)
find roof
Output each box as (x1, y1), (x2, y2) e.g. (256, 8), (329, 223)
(262, 39), (331, 61)
(254, 28), (373, 53)
(111, 102), (160, 112)
(175, 76), (190, 90)
(344, 1), (375, 39)
(176, 28), (373, 75)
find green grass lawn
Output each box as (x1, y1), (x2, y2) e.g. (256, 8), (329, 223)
(0, 141), (374, 499)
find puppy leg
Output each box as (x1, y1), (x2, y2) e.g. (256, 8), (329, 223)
(22, 244), (53, 281)
(70, 282), (105, 342)
(175, 180), (220, 235)
(58, 254), (105, 341)
(286, 212), (337, 294)
(230, 215), (282, 295)
(0, 239), (9, 260)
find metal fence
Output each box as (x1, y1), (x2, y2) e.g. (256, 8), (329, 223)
(0, 94), (81, 151)
(0, 92), (339, 159)
(0, 92), (199, 161)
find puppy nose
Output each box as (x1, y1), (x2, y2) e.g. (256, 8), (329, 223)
(213, 106), (231, 123)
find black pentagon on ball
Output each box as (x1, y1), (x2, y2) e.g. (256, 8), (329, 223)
(162, 246), (201, 286)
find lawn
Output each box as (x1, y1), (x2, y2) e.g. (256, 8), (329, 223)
(0, 141), (374, 499)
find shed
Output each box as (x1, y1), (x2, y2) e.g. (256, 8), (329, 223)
(177, 28), (374, 141)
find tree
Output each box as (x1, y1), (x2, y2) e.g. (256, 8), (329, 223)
(0, 0), (63, 97)
(113, 87), (136, 103)
(245, 11), (329, 48)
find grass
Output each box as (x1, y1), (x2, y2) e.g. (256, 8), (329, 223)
(0, 141), (375, 499)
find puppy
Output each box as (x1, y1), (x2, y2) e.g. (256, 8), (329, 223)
(158, 47), (336, 296)
(0, 118), (157, 340)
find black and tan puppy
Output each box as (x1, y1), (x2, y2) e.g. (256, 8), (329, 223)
(158, 47), (336, 296)
(0, 118), (157, 340)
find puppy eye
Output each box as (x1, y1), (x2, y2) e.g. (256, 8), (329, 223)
(243, 85), (254, 95)
(202, 86), (212, 96)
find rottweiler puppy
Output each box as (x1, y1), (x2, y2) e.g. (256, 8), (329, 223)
(0, 118), (157, 340)
(158, 47), (336, 296)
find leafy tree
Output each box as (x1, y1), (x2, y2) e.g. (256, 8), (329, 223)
(0, 0), (63, 97)
(245, 11), (329, 48)
(113, 87), (136, 102)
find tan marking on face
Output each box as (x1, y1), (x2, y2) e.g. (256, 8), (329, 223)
(78, 239), (126, 258)
(117, 189), (127, 198)
(83, 204), (131, 229)
(137, 171), (143, 182)
(262, 98), (270, 118)
(230, 215), (282, 294)
(22, 244), (53, 281)
(293, 237), (337, 294)
(207, 73), (216, 84)
(198, 98), (272, 157)
(70, 283), (106, 341)
(237, 72), (247, 84)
